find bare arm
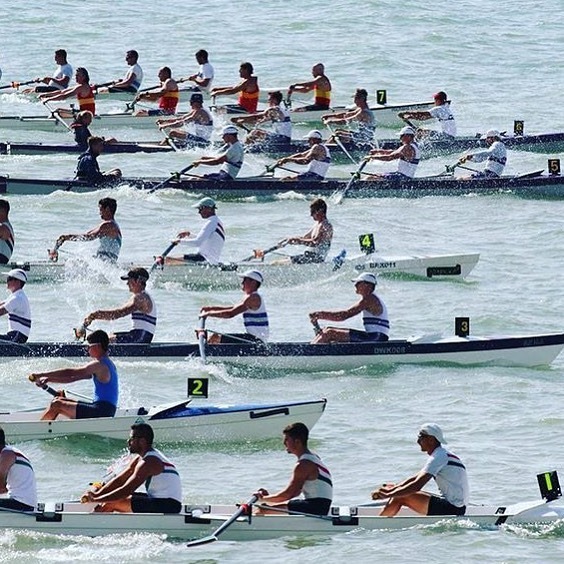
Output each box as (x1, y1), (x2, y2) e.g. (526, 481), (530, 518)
(30, 358), (109, 385)
(0, 450), (16, 494)
(201, 293), (260, 319)
(257, 460), (316, 504)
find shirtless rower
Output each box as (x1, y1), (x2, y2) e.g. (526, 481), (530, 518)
(24, 49), (72, 93)
(398, 91), (456, 140)
(38, 67), (95, 118)
(288, 63), (332, 112)
(134, 67), (179, 116)
(211, 62), (259, 114)
(273, 130), (331, 180)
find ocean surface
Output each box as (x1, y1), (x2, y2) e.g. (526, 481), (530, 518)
(0, 0), (564, 562)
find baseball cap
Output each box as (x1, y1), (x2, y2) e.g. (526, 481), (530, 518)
(399, 126), (416, 137)
(4, 268), (27, 283)
(192, 197), (216, 209)
(222, 125), (238, 135)
(120, 267), (149, 281)
(237, 269), (264, 284)
(190, 93), (204, 103)
(304, 130), (323, 140)
(433, 91), (448, 102)
(418, 423), (447, 444)
(351, 272), (377, 286)
(482, 129), (500, 139)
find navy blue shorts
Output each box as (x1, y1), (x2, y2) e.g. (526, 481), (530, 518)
(114, 329), (153, 343)
(297, 171), (324, 181)
(291, 251), (324, 264)
(0, 331), (28, 344)
(218, 333), (264, 344)
(148, 109), (175, 116)
(76, 400), (116, 419)
(288, 498), (331, 516)
(0, 498), (34, 512)
(131, 493), (182, 514)
(204, 171), (233, 181)
(182, 253), (206, 262)
(427, 495), (466, 516)
(349, 330), (389, 342)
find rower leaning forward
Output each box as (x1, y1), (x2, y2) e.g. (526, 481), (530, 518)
(274, 130), (331, 180)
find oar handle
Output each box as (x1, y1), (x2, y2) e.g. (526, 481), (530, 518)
(311, 319), (322, 335)
(28, 374), (62, 397)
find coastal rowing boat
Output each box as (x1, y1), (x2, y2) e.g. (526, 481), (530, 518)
(0, 140), (175, 155)
(0, 171), (563, 199)
(1, 332), (562, 367)
(0, 398), (326, 442)
(0, 252), (480, 286)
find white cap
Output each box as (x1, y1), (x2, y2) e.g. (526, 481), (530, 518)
(191, 197), (216, 209)
(351, 272), (377, 286)
(222, 125), (239, 136)
(399, 126), (416, 137)
(482, 129), (500, 139)
(304, 129), (323, 140)
(4, 268), (27, 283)
(237, 269), (264, 284)
(419, 423), (447, 444)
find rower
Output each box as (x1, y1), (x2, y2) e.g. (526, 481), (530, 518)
(71, 110), (93, 151)
(254, 422), (333, 516)
(398, 91), (456, 140)
(161, 197), (225, 265)
(23, 49), (73, 93)
(134, 67), (179, 116)
(371, 423), (469, 517)
(0, 427), (37, 512)
(156, 92), (213, 146)
(232, 90), (292, 146)
(82, 267), (157, 344)
(274, 130), (331, 180)
(364, 126), (420, 179)
(38, 67), (96, 118)
(74, 136), (122, 185)
(458, 129), (507, 178)
(0, 199), (15, 265)
(277, 198), (333, 264)
(50, 197), (122, 263)
(322, 88), (376, 145)
(309, 272), (389, 344)
(192, 125), (244, 180)
(200, 269), (269, 344)
(0, 269), (31, 344)
(103, 50), (143, 93)
(82, 423), (182, 514)
(186, 49), (215, 92)
(30, 329), (119, 421)
(288, 63), (332, 112)
(210, 62), (259, 114)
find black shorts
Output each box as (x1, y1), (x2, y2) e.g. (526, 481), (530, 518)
(182, 253), (207, 262)
(0, 498), (34, 512)
(76, 401), (117, 419)
(0, 331), (28, 343)
(203, 171), (233, 181)
(294, 104), (330, 112)
(108, 86), (138, 93)
(218, 333), (264, 344)
(131, 493), (182, 514)
(290, 251), (324, 265)
(288, 498), (331, 516)
(114, 329), (153, 344)
(349, 330), (389, 343)
(427, 495), (466, 516)
(148, 109), (175, 116)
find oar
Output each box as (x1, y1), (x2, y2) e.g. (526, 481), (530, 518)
(334, 159), (369, 205)
(42, 100), (72, 132)
(400, 115), (418, 130)
(148, 163), (197, 193)
(186, 494), (258, 547)
(160, 128), (181, 153)
(0, 79), (38, 91)
(326, 123), (357, 164)
(197, 316), (207, 363)
(311, 318), (322, 336)
(240, 242), (284, 263)
(28, 374), (59, 397)
(149, 241), (178, 273)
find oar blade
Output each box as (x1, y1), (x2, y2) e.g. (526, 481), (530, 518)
(186, 534), (218, 547)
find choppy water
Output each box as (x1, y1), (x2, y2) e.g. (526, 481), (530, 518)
(0, 0), (564, 562)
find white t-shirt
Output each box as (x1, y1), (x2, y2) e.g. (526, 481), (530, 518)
(429, 104), (456, 137)
(2, 289), (31, 337)
(48, 63), (73, 89)
(198, 62), (214, 91)
(179, 215), (225, 264)
(126, 63), (143, 91)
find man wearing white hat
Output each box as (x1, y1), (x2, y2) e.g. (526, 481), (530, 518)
(0, 269), (31, 343)
(364, 126), (421, 179)
(458, 129), (507, 178)
(200, 269), (269, 344)
(309, 271), (389, 344)
(161, 197), (225, 265)
(371, 423), (469, 517)
(273, 130), (331, 180)
(192, 125), (244, 180)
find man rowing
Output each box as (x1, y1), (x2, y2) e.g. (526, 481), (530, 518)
(211, 62), (259, 114)
(398, 91), (456, 140)
(103, 50), (143, 93)
(309, 272), (389, 344)
(274, 130), (331, 180)
(0, 200), (14, 265)
(457, 129), (507, 178)
(232, 90), (292, 146)
(0, 269), (31, 344)
(50, 197), (122, 263)
(134, 67), (179, 116)
(23, 49), (72, 93)
(371, 423), (469, 517)
(0, 427), (37, 512)
(38, 67), (96, 118)
(364, 126), (420, 179)
(186, 49), (214, 92)
(200, 269), (269, 344)
(71, 110), (93, 151)
(31, 329), (119, 420)
(192, 125), (244, 180)
(322, 88), (376, 145)
(254, 422), (332, 516)
(161, 197), (225, 265)
(278, 198), (333, 264)
(82, 267), (157, 344)
(82, 423), (182, 514)
(288, 63), (332, 112)
(157, 92), (213, 147)
(74, 136), (122, 185)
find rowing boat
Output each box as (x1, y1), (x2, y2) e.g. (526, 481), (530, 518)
(1, 252), (480, 286)
(0, 398), (326, 442)
(1, 331), (562, 367)
(0, 140), (175, 156)
(0, 171), (563, 199)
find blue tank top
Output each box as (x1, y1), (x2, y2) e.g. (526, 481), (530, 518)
(92, 356), (119, 406)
